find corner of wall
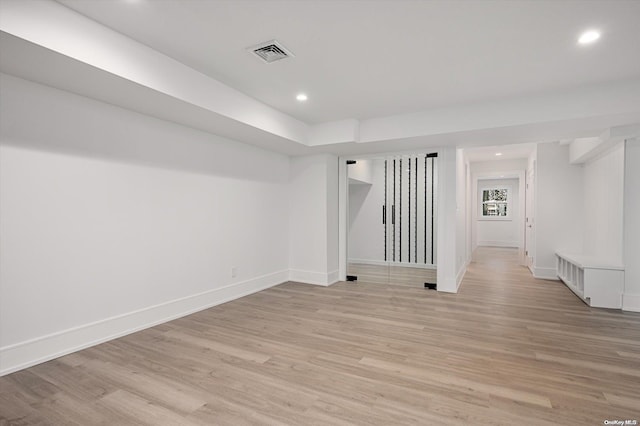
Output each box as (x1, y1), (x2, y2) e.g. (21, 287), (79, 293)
(623, 137), (640, 312)
(622, 293), (640, 312)
(532, 266), (558, 281)
(455, 261), (469, 291)
(288, 269), (339, 286)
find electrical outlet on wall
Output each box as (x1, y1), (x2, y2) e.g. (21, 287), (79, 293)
(231, 267), (237, 278)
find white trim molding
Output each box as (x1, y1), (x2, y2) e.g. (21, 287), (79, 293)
(437, 277), (458, 293)
(289, 269), (339, 286)
(0, 270), (289, 376)
(622, 293), (640, 312)
(327, 270), (340, 285)
(533, 266), (559, 280)
(456, 261), (469, 291)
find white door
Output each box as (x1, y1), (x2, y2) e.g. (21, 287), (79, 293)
(525, 165), (535, 271)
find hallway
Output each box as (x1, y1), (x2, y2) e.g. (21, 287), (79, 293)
(457, 247), (640, 422)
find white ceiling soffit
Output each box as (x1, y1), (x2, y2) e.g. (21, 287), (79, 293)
(0, 32), (311, 156)
(1, 0), (640, 156)
(56, 0), (640, 125)
(463, 143), (536, 163)
(569, 124), (640, 164)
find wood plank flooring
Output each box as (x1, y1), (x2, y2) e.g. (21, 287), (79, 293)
(2, 247), (640, 425)
(348, 263), (437, 286)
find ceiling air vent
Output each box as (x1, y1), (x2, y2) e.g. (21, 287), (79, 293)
(248, 40), (294, 64)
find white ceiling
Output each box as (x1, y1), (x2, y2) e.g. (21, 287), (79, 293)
(464, 142), (536, 163)
(56, 0), (640, 124)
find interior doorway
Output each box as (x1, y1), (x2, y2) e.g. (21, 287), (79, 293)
(346, 153), (438, 287)
(463, 143), (535, 270)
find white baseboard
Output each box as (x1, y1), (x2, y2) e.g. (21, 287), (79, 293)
(348, 258), (436, 269)
(533, 266), (559, 280)
(289, 269), (338, 286)
(622, 293), (640, 312)
(456, 260), (470, 291)
(477, 240), (519, 248)
(0, 270), (288, 376)
(437, 277), (457, 293)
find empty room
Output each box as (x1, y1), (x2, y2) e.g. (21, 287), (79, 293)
(1, 0), (640, 424)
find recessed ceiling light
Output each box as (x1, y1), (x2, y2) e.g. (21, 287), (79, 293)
(296, 93), (308, 102)
(578, 30), (600, 45)
(495, 152), (503, 156)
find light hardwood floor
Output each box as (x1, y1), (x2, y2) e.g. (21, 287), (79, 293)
(347, 263), (437, 286)
(2, 247), (640, 425)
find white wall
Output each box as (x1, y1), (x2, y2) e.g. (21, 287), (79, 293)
(465, 157), (473, 270)
(437, 147), (458, 292)
(530, 138), (639, 312)
(347, 160), (373, 184)
(533, 142), (584, 279)
(470, 159), (528, 175)
(326, 155), (340, 277)
(476, 178), (520, 248)
(0, 74), (291, 375)
(289, 154), (339, 286)
(348, 159), (385, 262)
(623, 138), (640, 312)
(455, 149), (469, 288)
(582, 142), (624, 263)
